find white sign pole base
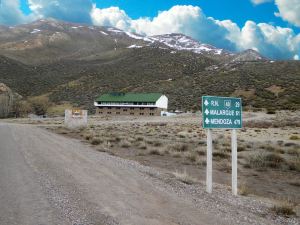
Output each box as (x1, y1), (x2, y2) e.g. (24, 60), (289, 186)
(231, 129), (238, 195)
(206, 129), (213, 193)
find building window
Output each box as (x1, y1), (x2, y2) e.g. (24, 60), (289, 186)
(123, 109), (127, 112)
(116, 107), (121, 109)
(140, 113), (144, 115)
(130, 112), (134, 115)
(140, 107), (144, 110)
(150, 113), (154, 116)
(116, 112), (120, 114)
(107, 112), (111, 114)
(108, 107), (112, 109)
(150, 108), (155, 110)
(130, 107), (134, 110)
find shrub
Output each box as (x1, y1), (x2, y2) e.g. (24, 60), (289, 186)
(287, 148), (300, 156)
(213, 151), (230, 159)
(168, 143), (189, 152)
(84, 133), (93, 140)
(135, 136), (144, 141)
(153, 141), (163, 147)
(170, 151), (181, 158)
(29, 96), (50, 116)
(239, 184), (251, 196)
(138, 143), (148, 150)
(284, 142), (297, 147)
(247, 152), (285, 169)
(120, 140), (131, 148)
(184, 152), (197, 162)
(237, 146), (246, 152)
(148, 149), (164, 155)
(288, 156), (300, 172)
(266, 108), (276, 114)
(271, 200), (295, 216)
(264, 153), (285, 166)
(91, 138), (102, 145)
(172, 170), (197, 185)
(289, 135), (300, 140)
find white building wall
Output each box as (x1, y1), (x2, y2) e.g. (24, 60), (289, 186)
(155, 95), (168, 109)
(94, 95), (168, 109)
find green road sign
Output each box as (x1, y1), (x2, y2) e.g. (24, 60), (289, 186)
(202, 96), (242, 129)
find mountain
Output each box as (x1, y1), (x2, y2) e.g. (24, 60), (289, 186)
(149, 33), (233, 59)
(0, 19), (250, 65)
(0, 19), (299, 112)
(231, 49), (266, 62)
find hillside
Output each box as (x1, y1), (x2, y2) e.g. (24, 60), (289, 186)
(0, 19), (299, 112)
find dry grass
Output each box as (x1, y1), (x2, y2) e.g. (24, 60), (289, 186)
(49, 116), (300, 207)
(287, 148), (300, 156)
(289, 135), (300, 140)
(120, 140), (131, 148)
(271, 200), (296, 216)
(148, 148), (165, 156)
(239, 184), (251, 196)
(167, 143), (189, 152)
(246, 152), (285, 169)
(172, 170), (198, 185)
(91, 137), (102, 145)
(183, 151), (198, 162)
(288, 156), (300, 172)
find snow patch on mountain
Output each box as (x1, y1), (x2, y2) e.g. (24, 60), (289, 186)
(127, 45), (143, 49)
(30, 29), (41, 34)
(107, 28), (124, 33)
(149, 33), (228, 56)
(100, 31), (108, 35)
(125, 32), (154, 43)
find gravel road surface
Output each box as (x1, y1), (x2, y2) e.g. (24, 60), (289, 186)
(0, 123), (296, 225)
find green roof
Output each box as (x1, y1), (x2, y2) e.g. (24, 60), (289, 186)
(96, 93), (163, 103)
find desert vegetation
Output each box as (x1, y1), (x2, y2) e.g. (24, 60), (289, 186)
(41, 112), (299, 212)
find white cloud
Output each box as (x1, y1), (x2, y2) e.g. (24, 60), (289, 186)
(92, 5), (236, 51)
(251, 0), (273, 5)
(237, 21), (300, 59)
(294, 54), (299, 60)
(0, 1), (299, 60)
(91, 5), (300, 59)
(275, 0), (300, 27)
(28, 0), (93, 24)
(0, 0), (34, 25)
(91, 5), (131, 31)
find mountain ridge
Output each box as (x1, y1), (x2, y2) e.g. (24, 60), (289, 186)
(0, 19), (299, 112)
(0, 19), (267, 65)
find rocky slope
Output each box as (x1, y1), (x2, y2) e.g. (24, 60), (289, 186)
(0, 83), (16, 118)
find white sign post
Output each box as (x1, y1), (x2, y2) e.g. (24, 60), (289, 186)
(202, 96), (242, 195)
(206, 129), (213, 193)
(231, 129), (238, 195)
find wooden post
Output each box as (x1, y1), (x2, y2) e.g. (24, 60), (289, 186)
(231, 129), (238, 195)
(206, 129), (212, 193)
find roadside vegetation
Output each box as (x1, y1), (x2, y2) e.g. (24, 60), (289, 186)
(41, 112), (300, 217)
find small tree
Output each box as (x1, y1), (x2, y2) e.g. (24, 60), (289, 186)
(13, 99), (32, 117)
(29, 96), (50, 116)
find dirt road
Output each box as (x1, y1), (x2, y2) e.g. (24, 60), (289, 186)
(0, 123), (293, 225)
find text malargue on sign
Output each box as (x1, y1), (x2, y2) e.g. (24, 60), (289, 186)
(202, 96), (242, 129)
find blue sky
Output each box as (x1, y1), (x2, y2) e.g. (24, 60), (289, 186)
(1, 0), (300, 60)
(94, 0), (296, 30)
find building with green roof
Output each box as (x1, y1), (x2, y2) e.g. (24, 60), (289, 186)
(94, 93), (168, 116)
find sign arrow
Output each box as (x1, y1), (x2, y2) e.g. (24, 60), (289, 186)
(205, 109), (209, 115)
(204, 100), (209, 106)
(205, 118), (210, 124)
